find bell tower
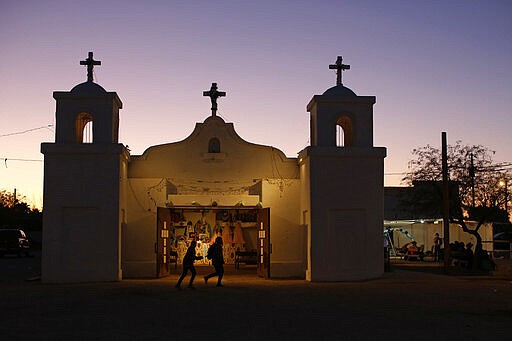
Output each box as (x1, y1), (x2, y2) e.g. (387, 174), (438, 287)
(41, 52), (129, 283)
(299, 56), (387, 281)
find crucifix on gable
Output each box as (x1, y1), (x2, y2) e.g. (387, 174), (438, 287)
(203, 83), (226, 116)
(329, 56), (350, 86)
(80, 52), (101, 82)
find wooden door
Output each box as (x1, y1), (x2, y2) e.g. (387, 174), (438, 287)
(156, 207), (171, 278)
(257, 207), (271, 278)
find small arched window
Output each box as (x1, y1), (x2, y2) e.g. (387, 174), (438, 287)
(75, 112), (93, 143)
(208, 137), (221, 153)
(336, 116), (353, 147)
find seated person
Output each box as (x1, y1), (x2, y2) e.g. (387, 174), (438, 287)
(407, 241), (419, 252)
(406, 241), (421, 260)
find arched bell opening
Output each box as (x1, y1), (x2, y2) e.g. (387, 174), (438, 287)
(75, 112), (93, 143)
(336, 116), (353, 147)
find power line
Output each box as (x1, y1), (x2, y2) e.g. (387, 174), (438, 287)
(2, 158), (43, 168)
(2, 158), (43, 162)
(0, 124), (53, 138)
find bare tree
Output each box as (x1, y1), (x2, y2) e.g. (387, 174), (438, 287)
(403, 141), (510, 271)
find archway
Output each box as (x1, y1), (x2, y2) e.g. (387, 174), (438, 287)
(336, 116), (352, 147)
(156, 206), (270, 278)
(75, 112), (93, 143)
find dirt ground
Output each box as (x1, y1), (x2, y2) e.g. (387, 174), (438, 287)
(1, 252), (511, 340)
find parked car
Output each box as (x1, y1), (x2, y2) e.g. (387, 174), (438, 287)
(0, 229), (31, 257)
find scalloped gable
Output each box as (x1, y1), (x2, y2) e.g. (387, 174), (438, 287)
(128, 116), (298, 179)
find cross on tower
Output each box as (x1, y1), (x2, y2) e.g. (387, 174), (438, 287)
(203, 83), (226, 116)
(329, 56), (350, 86)
(80, 52), (101, 82)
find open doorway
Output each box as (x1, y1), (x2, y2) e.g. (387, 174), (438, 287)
(156, 206), (270, 278)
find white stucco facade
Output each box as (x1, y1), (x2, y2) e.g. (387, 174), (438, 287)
(123, 116), (304, 278)
(41, 82), (128, 283)
(41, 59), (386, 283)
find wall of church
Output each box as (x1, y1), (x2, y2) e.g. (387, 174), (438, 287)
(298, 154), (312, 278)
(128, 117), (298, 181)
(123, 178), (165, 278)
(119, 152), (129, 278)
(261, 179), (305, 278)
(123, 175), (306, 278)
(121, 116), (304, 278)
(303, 146), (386, 281)
(41, 143), (126, 282)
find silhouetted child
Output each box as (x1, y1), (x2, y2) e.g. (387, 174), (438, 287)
(204, 236), (225, 287)
(176, 240), (203, 290)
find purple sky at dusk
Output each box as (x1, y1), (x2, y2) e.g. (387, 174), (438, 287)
(1, 0), (511, 208)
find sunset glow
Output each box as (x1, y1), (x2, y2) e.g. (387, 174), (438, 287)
(1, 1), (511, 209)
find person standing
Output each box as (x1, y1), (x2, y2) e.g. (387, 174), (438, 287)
(176, 240), (203, 290)
(204, 236), (225, 287)
(433, 233), (442, 262)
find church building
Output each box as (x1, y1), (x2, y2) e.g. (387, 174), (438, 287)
(41, 53), (386, 283)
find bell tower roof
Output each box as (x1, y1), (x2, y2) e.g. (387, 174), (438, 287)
(307, 55), (376, 148)
(322, 84), (357, 97)
(51, 52), (122, 144)
(70, 81), (107, 94)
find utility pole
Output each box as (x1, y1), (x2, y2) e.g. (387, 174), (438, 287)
(469, 153), (475, 209)
(506, 179), (509, 214)
(442, 132), (451, 271)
